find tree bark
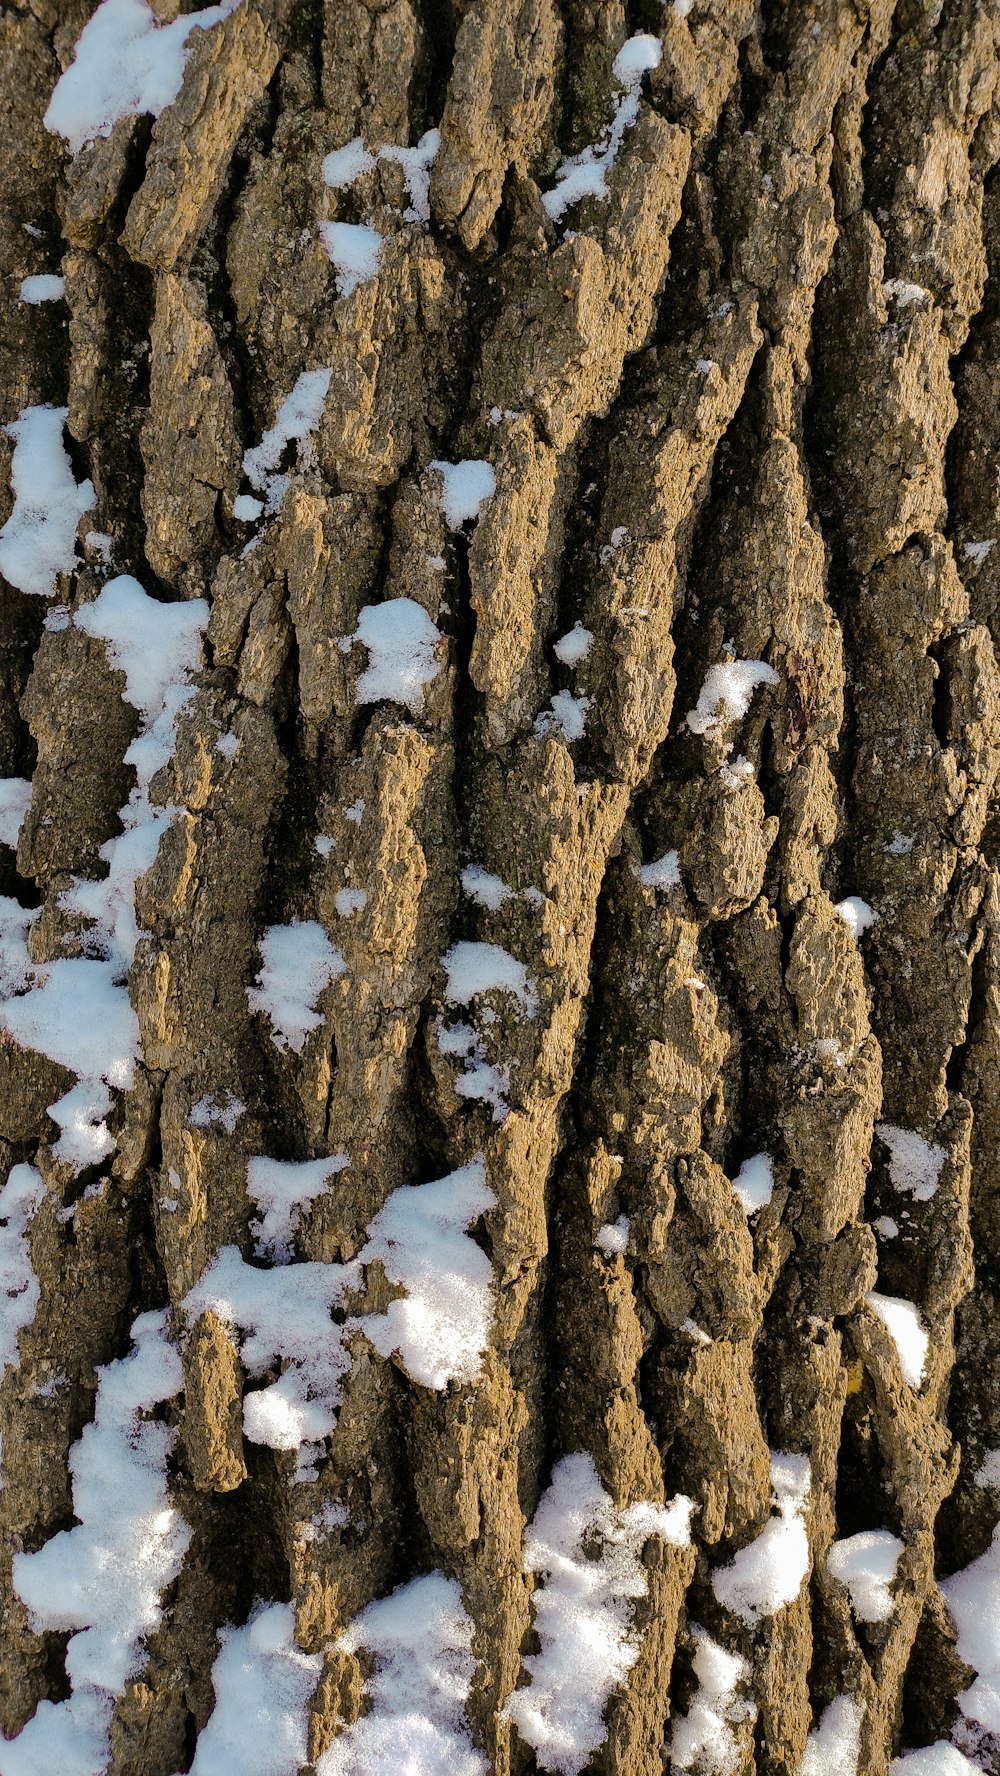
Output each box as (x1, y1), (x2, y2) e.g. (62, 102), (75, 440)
(1, 1), (999, 1773)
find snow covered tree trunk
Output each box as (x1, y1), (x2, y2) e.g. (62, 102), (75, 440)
(2, 1), (1000, 1772)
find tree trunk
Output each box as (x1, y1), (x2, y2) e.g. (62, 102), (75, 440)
(0, 1), (999, 1772)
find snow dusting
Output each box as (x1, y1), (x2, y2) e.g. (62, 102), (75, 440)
(542, 35), (662, 223)
(866, 1291), (928, 1389)
(876, 1124), (946, 1201)
(247, 920), (346, 1053)
(322, 127), (440, 223)
(187, 1603), (322, 1776)
(318, 1572), (487, 1776)
(536, 690), (590, 742)
(430, 459), (496, 529)
(353, 598), (443, 713)
(712, 1453), (811, 1623)
(437, 1021), (510, 1123)
(505, 1452), (692, 1773)
(44, 0), (238, 154)
(3, 1312), (189, 1775)
(827, 1530), (903, 1623)
(0, 405), (94, 598)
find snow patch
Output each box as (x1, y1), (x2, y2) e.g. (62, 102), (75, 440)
(506, 1452), (691, 1774)
(827, 1530), (903, 1623)
(712, 1453), (811, 1623)
(963, 540), (996, 568)
(19, 276), (65, 305)
(941, 1521), (1000, 1745)
(44, 0), (238, 154)
(866, 1291), (928, 1389)
(248, 920), (346, 1053)
(318, 1572), (487, 1776)
(536, 690), (590, 742)
(189, 1092), (244, 1134)
(836, 896), (877, 939)
(670, 1628), (752, 1775)
(0, 405), (94, 598)
(460, 866), (512, 912)
(48, 1083), (114, 1172)
(554, 625), (593, 667)
(188, 1602), (322, 1776)
(730, 1153), (774, 1215)
(876, 1124), (946, 1201)
(247, 1153), (350, 1263)
(320, 221), (384, 297)
(430, 459), (496, 529)
(595, 1217), (629, 1256)
(353, 598), (443, 713)
(638, 850), (681, 890)
(242, 369), (332, 513)
(0, 1164), (46, 1382)
(686, 659), (778, 736)
(0, 779), (31, 849)
(442, 940), (537, 1017)
(800, 1697), (864, 1776)
(542, 34), (662, 223)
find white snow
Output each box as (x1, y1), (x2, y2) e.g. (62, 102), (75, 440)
(542, 34), (662, 223)
(437, 1022), (510, 1123)
(48, 1083), (114, 1171)
(344, 798), (365, 823)
(686, 659), (779, 735)
(826, 1530), (903, 1623)
(639, 850), (681, 890)
(320, 222), (384, 297)
(876, 1124), (946, 1201)
(232, 493), (263, 522)
(334, 887), (366, 918)
(670, 1628), (752, 1775)
(247, 920), (346, 1053)
(719, 753), (755, 790)
(536, 690), (590, 742)
(941, 1521), (1000, 1744)
(506, 1452), (691, 1774)
(883, 279), (930, 307)
(318, 1572), (487, 1776)
(890, 1748), (982, 1775)
(187, 1603), (322, 1776)
(442, 940), (537, 1016)
(430, 459), (496, 529)
(866, 1291), (928, 1389)
(3, 1311), (189, 1775)
(76, 576), (205, 730)
(712, 1453), (811, 1623)
(247, 1153), (349, 1262)
(875, 1215), (899, 1239)
(353, 598), (443, 713)
(379, 129), (441, 222)
(322, 137), (375, 188)
(19, 276), (65, 305)
(190, 1091), (244, 1134)
(962, 540), (996, 567)
(44, 0), (238, 154)
(0, 405), (94, 598)
(242, 369), (332, 513)
(461, 866), (512, 911)
(836, 896), (877, 939)
(185, 1160), (495, 1467)
(0, 779), (31, 849)
(0, 1164), (46, 1381)
(730, 1153), (774, 1215)
(800, 1697), (863, 1776)
(554, 625), (593, 667)
(976, 1449), (1000, 1489)
(1, 957), (140, 1091)
(888, 831), (914, 855)
(352, 1158), (495, 1389)
(595, 1217), (629, 1256)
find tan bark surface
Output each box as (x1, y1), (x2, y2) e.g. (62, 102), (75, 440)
(0, 1), (999, 1772)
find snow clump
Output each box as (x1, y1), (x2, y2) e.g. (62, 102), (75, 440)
(247, 921), (346, 1053)
(712, 1453), (811, 1622)
(242, 368), (332, 513)
(0, 405), (94, 597)
(320, 223), (384, 297)
(352, 598), (444, 713)
(187, 1603), (322, 1776)
(543, 35), (662, 223)
(827, 1530), (904, 1623)
(430, 459), (496, 529)
(876, 1124), (946, 1201)
(800, 1696), (864, 1776)
(866, 1291), (928, 1389)
(687, 659), (779, 736)
(0, 1165), (46, 1383)
(669, 1628), (753, 1775)
(730, 1153), (774, 1215)
(247, 1153), (350, 1262)
(442, 940), (537, 1017)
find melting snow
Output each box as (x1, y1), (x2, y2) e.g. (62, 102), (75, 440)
(322, 128), (440, 223)
(0, 405), (94, 598)
(247, 920), (346, 1053)
(353, 598), (443, 713)
(639, 850), (681, 890)
(187, 1602), (322, 1776)
(318, 1572), (487, 1776)
(190, 1091), (245, 1134)
(876, 1124), (945, 1201)
(44, 0), (238, 154)
(827, 1530), (903, 1623)
(712, 1453), (811, 1623)
(543, 35), (662, 222)
(506, 1452), (692, 1773)
(335, 888), (367, 917)
(963, 540), (996, 567)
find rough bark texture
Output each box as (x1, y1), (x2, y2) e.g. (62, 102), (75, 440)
(1, 1), (1000, 1773)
